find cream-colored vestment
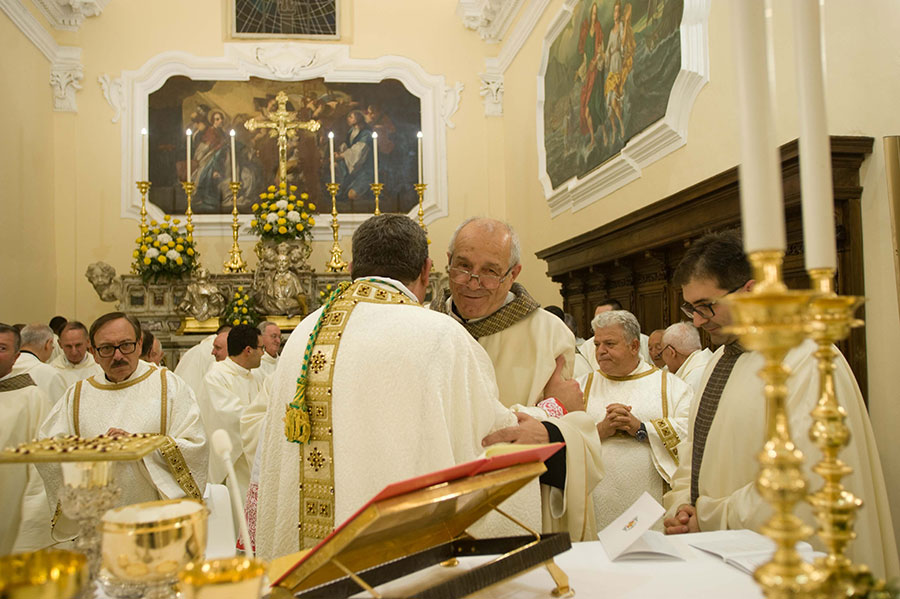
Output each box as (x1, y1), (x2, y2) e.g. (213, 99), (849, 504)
(11, 352), (66, 405)
(663, 340), (899, 579)
(257, 352), (278, 379)
(672, 348), (713, 398)
(49, 352), (102, 400)
(577, 360), (692, 529)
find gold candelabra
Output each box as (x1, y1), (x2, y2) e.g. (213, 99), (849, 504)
(724, 251), (822, 599)
(325, 182), (347, 272)
(180, 181), (195, 239)
(804, 268), (872, 597)
(370, 182), (384, 216)
(413, 183), (430, 243)
(223, 181), (247, 273)
(133, 181), (151, 274)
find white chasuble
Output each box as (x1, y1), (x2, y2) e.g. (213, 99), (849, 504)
(203, 358), (264, 498)
(11, 352), (65, 406)
(663, 340), (899, 580)
(38, 361), (208, 539)
(257, 352), (278, 379)
(672, 348), (713, 397)
(254, 278), (525, 561)
(577, 361), (692, 529)
(49, 353), (102, 400)
(173, 335), (216, 427)
(0, 373), (49, 554)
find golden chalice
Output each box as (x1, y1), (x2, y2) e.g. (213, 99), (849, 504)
(100, 498), (208, 599)
(0, 548), (88, 599)
(179, 557), (268, 599)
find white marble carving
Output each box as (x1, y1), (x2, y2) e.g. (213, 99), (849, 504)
(479, 73), (504, 117)
(32, 0), (109, 31)
(51, 47), (83, 112)
(442, 82), (464, 129)
(98, 74), (125, 123)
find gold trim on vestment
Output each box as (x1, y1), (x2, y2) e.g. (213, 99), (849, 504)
(73, 381), (83, 436)
(582, 373), (594, 411)
(160, 368), (168, 434)
(0, 372), (36, 392)
(660, 372), (668, 419)
(158, 436), (203, 499)
(86, 364), (157, 390)
(297, 280), (418, 549)
(595, 366), (658, 382)
(650, 418), (680, 461)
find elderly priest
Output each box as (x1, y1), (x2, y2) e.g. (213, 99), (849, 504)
(39, 312), (208, 540)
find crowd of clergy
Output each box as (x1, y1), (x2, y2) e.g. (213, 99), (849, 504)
(0, 215), (897, 579)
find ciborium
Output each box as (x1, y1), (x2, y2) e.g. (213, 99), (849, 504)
(179, 557), (268, 599)
(100, 498), (208, 599)
(0, 549), (88, 599)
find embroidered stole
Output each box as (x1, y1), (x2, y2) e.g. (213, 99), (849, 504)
(0, 373), (36, 392)
(297, 280), (418, 549)
(429, 283), (540, 339)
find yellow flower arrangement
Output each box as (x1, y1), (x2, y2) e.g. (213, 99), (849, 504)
(223, 286), (261, 327)
(132, 215), (198, 282)
(247, 183), (317, 243)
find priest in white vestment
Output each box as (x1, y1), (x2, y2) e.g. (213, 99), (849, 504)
(49, 322), (102, 399)
(11, 324), (66, 405)
(577, 300), (652, 368)
(254, 216), (567, 560)
(255, 321), (280, 378)
(0, 325), (51, 555)
(661, 322), (713, 397)
(431, 217), (604, 541)
(577, 311), (692, 529)
(203, 325), (265, 500)
(39, 313), (208, 540)
(662, 232), (899, 579)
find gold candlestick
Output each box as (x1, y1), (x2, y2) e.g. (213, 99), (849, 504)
(413, 182), (430, 243)
(223, 181), (247, 273)
(325, 182), (347, 272)
(369, 182), (384, 216)
(180, 181), (195, 238)
(723, 251), (822, 599)
(805, 268), (871, 597)
(136, 181), (151, 234)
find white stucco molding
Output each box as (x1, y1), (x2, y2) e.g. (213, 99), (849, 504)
(98, 73), (125, 123)
(538, 0), (710, 216)
(32, 0), (109, 31)
(456, 0), (524, 43)
(113, 43), (459, 238)
(0, 0), (85, 111)
(479, 73), (504, 117)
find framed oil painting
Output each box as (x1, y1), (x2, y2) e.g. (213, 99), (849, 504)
(147, 76), (421, 216)
(232, 0), (340, 39)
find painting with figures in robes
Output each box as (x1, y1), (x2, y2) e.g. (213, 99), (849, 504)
(147, 76), (421, 216)
(542, 0), (683, 189)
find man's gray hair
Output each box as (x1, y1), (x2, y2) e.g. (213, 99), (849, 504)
(663, 322), (702, 354)
(448, 217), (521, 268)
(591, 310), (641, 343)
(20, 324), (53, 348)
(257, 321), (278, 333)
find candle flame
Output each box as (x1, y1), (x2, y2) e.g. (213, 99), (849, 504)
(417, 131), (423, 138)
(186, 129), (192, 136)
(328, 131), (334, 139)
(229, 129), (236, 137)
(141, 128), (147, 135)
(372, 131), (378, 138)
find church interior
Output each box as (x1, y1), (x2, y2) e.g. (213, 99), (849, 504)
(3, 0), (900, 595)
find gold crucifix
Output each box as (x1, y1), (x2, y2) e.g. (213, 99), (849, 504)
(244, 90), (321, 185)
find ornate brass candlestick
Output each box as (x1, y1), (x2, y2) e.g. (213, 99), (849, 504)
(805, 269), (871, 597)
(723, 251), (821, 599)
(180, 180), (195, 237)
(325, 182), (347, 272)
(370, 182), (384, 216)
(223, 181), (247, 273)
(136, 181), (151, 234)
(413, 182), (430, 243)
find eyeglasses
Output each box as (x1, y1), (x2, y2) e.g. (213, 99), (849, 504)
(95, 341), (138, 358)
(449, 265), (514, 290)
(679, 284), (746, 320)
(662, 344), (682, 357)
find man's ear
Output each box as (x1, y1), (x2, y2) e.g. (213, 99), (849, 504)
(745, 279), (756, 293)
(420, 257), (433, 285)
(509, 263), (523, 283)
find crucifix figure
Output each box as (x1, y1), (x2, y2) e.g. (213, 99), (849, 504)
(244, 90), (321, 185)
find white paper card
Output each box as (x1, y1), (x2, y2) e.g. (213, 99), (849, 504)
(597, 492), (665, 560)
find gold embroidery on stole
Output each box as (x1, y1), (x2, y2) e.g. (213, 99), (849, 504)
(650, 372), (681, 461)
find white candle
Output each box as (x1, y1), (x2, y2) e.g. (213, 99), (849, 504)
(328, 131), (335, 183)
(229, 129), (237, 182)
(141, 128), (148, 181)
(185, 129), (192, 182)
(732, 0), (785, 253)
(793, 0), (836, 270)
(417, 131), (423, 184)
(372, 131), (379, 184)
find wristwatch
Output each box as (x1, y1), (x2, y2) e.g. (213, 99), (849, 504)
(635, 422), (648, 442)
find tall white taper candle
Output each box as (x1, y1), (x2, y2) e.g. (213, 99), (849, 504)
(732, 0), (786, 253)
(229, 129), (237, 182)
(372, 131), (379, 184)
(328, 131), (336, 183)
(793, 0), (836, 270)
(417, 131), (423, 184)
(185, 129), (192, 181)
(141, 128), (148, 181)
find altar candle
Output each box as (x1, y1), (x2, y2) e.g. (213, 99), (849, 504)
(372, 131), (379, 184)
(186, 129), (192, 182)
(328, 131), (335, 183)
(141, 128), (148, 181)
(417, 131), (423, 184)
(229, 129), (237, 182)
(732, 0), (785, 254)
(793, 0), (836, 270)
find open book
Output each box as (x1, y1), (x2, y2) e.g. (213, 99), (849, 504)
(597, 492), (691, 561)
(687, 530), (818, 575)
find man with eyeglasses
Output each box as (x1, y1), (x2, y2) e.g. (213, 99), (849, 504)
(432, 217), (603, 541)
(661, 232), (898, 579)
(660, 322), (711, 396)
(202, 324), (266, 500)
(647, 328), (667, 370)
(38, 312), (208, 541)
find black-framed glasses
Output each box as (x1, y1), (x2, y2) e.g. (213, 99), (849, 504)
(680, 284), (746, 320)
(449, 265), (514, 290)
(662, 344), (682, 357)
(95, 341), (138, 358)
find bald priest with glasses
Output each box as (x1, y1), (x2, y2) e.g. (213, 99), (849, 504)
(38, 312), (208, 541)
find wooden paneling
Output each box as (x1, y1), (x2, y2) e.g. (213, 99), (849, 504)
(537, 136), (873, 398)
